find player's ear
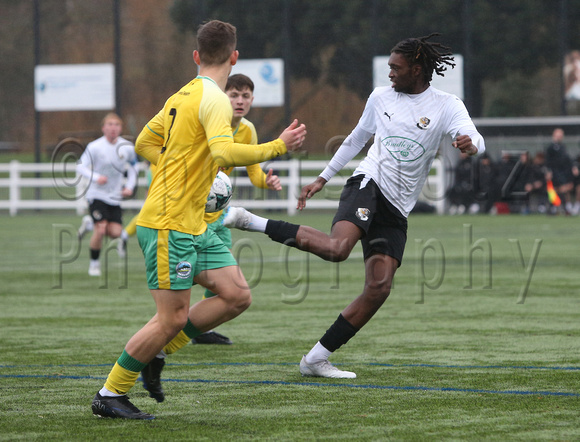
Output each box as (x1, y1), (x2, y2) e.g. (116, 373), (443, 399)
(412, 63), (422, 77)
(193, 50), (201, 66)
(230, 50), (239, 66)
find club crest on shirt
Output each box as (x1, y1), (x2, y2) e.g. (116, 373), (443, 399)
(355, 208), (370, 221)
(416, 116), (431, 130)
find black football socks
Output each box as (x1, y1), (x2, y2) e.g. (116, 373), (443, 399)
(319, 314), (360, 352)
(265, 220), (300, 247)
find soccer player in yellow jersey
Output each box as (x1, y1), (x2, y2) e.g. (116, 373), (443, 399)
(193, 73), (281, 345)
(117, 74), (278, 347)
(91, 20), (306, 420)
(118, 75), (278, 265)
(115, 162), (156, 257)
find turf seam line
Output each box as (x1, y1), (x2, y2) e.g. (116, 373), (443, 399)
(5, 361), (579, 371)
(1, 374), (578, 397)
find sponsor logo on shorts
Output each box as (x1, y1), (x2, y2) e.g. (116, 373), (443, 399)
(355, 208), (370, 221)
(92, 210), (103, 221)
(176, 261), (192, 279)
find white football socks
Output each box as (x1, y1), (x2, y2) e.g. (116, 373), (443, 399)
(99, 387), (122, 397)
(304, 341), (333, 364)
(247, 212), (268, 232)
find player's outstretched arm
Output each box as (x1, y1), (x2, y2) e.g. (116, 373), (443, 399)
(279, 119), (306, 153)
(298, 176), (327, 210)
(265, 168), (282, 191)
(211, 119), (306, 168)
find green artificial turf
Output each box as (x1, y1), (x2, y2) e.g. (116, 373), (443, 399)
(0, 212), (578, 440)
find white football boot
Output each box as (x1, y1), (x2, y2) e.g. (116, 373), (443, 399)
(299, 356), (356, 379)
(222, 207), (253, 230)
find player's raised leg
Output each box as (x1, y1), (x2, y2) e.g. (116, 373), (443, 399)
(224, 207), (360, 262)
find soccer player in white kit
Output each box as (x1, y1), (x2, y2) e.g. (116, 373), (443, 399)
(224, 34), (486, 378)
(77, 113), (138, 276)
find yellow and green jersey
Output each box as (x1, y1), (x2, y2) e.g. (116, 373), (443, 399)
(135, 76), (286, 235)
(205, 117), (269, 224)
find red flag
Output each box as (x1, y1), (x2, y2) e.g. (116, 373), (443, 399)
(546, 180), (561, 206)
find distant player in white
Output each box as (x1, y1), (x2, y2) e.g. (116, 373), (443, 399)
(224, 34), (485, 378)
(77, 113), (138, 276)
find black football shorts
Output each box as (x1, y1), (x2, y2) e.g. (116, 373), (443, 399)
(332, 174), (407, 265)
(89, 199), (123, 225)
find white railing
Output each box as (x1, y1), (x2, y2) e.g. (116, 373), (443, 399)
(0, 159), (445, 216)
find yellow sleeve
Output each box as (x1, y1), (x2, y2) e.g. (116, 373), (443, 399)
(210, 137), (286, 168)
(233, 119), (267, 188)
(248, 120), (258, 145)
(135, 109), (164, 165)
(200, 92), (287, 167)
(246, 163), (268, 188)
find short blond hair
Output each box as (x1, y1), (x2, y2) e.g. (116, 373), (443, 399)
(101, 112), (122, 127)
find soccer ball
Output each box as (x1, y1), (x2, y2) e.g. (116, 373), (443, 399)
(205, 171), (233, 213)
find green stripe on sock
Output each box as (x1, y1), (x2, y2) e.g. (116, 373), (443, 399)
(118, 349), (147, 372)
(183, 319), (202, 339)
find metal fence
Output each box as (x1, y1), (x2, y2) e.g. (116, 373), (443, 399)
(0, 159), (445, 216)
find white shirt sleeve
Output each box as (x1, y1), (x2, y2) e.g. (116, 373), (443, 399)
(319, 125), (373, 182)
(124, 161), (139, 191)
(319, 92), (378, 182)
(458, 126), (486, 156)
(76, 145), (102, 182)
(446, 96), (486, 156)
(118, 142), (138, 191)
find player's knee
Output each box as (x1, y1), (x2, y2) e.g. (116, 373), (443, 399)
(332, 248), (351, 262)
(94, 223), (108, 236)
(215, 285), (252, 313)
(159, 310), (189, 338)
(364, 281), (392, 303)
(324, 243), (352, 262)
(232, 289), (252, 313)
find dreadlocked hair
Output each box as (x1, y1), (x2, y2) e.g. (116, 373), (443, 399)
(391, 33), (455, 83)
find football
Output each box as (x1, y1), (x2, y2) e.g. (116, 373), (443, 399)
(205, 171), (233, 213)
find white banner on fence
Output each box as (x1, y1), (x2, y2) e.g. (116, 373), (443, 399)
(230, 59), (284, 107)
(34, 63), (115, 111)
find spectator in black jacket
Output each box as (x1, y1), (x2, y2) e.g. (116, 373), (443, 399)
(525, 152), (548, 214)
(545, 128), (574, 214)
(448, 151), (477, 214)
(473, 152), (498, 214)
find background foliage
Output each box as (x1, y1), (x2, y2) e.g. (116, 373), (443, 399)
(1, 0), (580, 154)
(170, 0), (580, 114)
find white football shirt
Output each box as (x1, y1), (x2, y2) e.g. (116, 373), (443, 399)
(77, 135), (137, 206)
(320, 86), (485, 217)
